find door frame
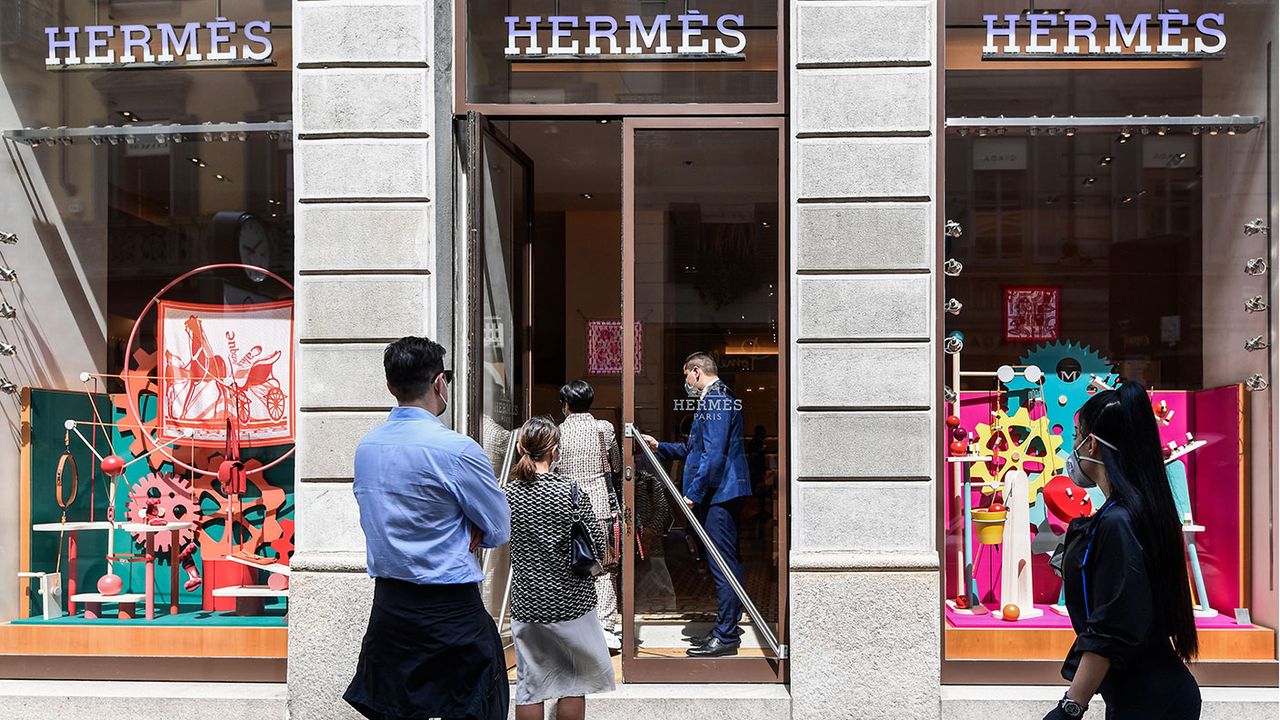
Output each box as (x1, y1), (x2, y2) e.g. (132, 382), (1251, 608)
(620, 116), (789, 683)
(464, 112), (536, 440)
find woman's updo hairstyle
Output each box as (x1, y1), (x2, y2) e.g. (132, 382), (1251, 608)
(512, 415), (559, 483)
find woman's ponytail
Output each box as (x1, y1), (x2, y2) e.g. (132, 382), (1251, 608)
(511, 416), (559, 483)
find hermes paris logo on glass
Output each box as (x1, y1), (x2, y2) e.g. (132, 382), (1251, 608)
(505, 12), (747, 57)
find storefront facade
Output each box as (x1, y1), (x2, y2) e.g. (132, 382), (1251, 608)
(1, 0), (1277, 717)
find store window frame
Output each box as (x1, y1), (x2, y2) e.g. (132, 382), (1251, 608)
(935, 10), (1280, 688)
(453, 1), (786, 116)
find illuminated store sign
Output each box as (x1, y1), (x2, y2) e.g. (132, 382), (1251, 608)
(44, 18), (273, 67)
(983, 11), (1226, 57)
(505, 12), (746, 57)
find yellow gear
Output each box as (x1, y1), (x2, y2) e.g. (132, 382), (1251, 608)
(971, 406), (1064, 504)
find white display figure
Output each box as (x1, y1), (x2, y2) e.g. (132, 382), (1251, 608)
(1001, 469), (1043, 619)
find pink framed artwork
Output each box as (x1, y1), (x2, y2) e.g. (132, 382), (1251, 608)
(1003, 286), (1060, 343)
(587, 320), (643, 376)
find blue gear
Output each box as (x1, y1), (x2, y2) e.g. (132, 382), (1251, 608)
(1007, 340), (1117, 457)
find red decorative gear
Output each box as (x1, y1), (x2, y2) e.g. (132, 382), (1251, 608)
(270, 518), (295, 563)
(127, 472), (202, 552)
(192, 452), (287, 557)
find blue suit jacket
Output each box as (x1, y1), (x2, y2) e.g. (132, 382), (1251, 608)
(656, 381), (752, 506)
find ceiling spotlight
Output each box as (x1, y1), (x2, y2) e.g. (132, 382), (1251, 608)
(89, 136), (102, 146)
(1227, 127), (1237, 136)
(1121, 127), (1133, 138)
(219, 131), (230, 142)
(123, 135), (136, 145)
(1028, 127), (1040, 136)
(1064, 127), (1076, 137)
(107, 136), (119, 145)
(0, 379), (16, 395)
(1191, 126), (1202, 136)
(0, 267), (17, 282)
(598, 119), (609, 124)
(944, 220), (963, 238)
(1083, 177), (1097, 185)
(977, 127), (990, 137)
(1121, 196), (1133, 204)
(189, 157), (201, 164)
(0, 232), (16, 244)
(1157, 126), (1169, 136)
(0, 302), (15, 319)
(581, 192), (593, 199)
(994, 127), (1006, 136)
(1117, 135), (1129, 144)
(957, 128), (970, 138)
(1099, 156), (1113, 166)
(198, 161), (207, 168)
(0, 342), (15, 357)
(1140, 127), (1151, 135)
(1047, 127), (1060, 136)
(1209, 127), (1220, 136)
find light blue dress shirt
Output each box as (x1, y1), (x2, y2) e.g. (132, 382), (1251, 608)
(353, 406), (511, 585)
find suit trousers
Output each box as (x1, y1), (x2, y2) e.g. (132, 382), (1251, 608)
(697, 497), (745, 642)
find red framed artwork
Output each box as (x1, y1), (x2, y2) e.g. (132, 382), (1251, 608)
(1003, 286), (1060, 343)
(586, 320), (643, 376)
(156, 299), (296, 447)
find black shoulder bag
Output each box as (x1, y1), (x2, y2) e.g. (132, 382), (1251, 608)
(569, 484), (605, 578)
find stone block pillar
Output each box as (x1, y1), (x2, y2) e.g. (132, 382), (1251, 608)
(288, 1), (440, 717)
(788, 2), (941, 718)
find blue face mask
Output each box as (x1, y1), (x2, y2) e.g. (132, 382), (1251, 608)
(684, 382), (699, 398)
(1065, 434), (1116, 488)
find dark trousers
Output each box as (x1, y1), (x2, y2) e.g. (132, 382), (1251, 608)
(697, 497), (745, 642)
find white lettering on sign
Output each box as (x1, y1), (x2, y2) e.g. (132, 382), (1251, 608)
(983, 12), (1226, 56)
(505, 13), (746, 57)
(45, 18), (273, 67)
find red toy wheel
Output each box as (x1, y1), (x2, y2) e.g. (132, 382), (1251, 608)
(265, 387), (286, 421)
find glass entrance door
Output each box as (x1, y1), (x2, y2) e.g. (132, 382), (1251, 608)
(462, 112), (534, 638)
(620, 118), (786, 682)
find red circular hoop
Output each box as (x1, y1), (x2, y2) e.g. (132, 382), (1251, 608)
(123, 263), (295, 478)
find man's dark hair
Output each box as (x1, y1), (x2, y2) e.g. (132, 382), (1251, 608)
(560, 380), (595, 413)
(683, 351), (718, 375)
(384, 336), (446, 402)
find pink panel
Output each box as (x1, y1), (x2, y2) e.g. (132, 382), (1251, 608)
(1192, 385), (1245, 613)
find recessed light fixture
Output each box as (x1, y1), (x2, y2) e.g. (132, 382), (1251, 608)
(598, 119), (609, 124)
(1117, 135), (1129, 144)
(1099, 156), (1113, 166)
(1083, 177), (1097, 185)
(1122, 196), (1133, 204)
(1064, 127), (1076, 137)
(581, 192), (593, 199)
(189, 157), (201, 164)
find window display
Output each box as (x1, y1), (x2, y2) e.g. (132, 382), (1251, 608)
(942, 1), (1276, 671)
(1, 0), (293, 675)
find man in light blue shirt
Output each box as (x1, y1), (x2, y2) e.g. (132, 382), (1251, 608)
(345, 337), (511, 720)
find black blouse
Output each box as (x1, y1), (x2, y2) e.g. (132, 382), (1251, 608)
(1061, 499), (1176, 687)
(506, 472), (605, 624)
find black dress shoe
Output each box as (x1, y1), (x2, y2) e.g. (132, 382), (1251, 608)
(686, 637), (739, 657)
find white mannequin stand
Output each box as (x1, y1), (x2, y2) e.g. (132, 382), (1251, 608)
(1001, 469), (1043, 619)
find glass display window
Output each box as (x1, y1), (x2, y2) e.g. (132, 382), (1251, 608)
(2, 0), (293, 680)
(941, 0), (1277, 683)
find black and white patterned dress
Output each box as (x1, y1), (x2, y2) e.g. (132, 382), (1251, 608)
(555, 412), (622, 632)
(506, 472), (615, 704)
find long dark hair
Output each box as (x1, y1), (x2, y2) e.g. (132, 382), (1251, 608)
(512, 416), (559, 483)
(1078, 381), (1198, 660)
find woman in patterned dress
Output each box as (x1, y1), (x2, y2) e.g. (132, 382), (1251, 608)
(508, 416), (616, 720)
(554, 380), (623, 649)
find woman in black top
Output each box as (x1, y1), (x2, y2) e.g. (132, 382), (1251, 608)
(1045, 382), (1200, 719)
(507, 416), (615, 720)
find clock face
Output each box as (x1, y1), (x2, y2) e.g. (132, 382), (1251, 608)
(238, 217), (270, 282)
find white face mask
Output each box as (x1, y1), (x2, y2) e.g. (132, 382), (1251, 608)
(1065, 434), (1116, 488)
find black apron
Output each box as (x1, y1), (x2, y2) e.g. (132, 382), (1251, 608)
(344, 579), (508, 720)
(1060, 501), (1201, 720)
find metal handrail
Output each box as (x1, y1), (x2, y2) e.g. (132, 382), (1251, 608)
(627, 423), (785, 660)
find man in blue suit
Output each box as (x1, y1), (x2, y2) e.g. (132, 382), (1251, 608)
(642, 352), (751, 657)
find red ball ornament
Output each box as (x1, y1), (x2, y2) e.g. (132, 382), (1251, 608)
(100, 455), (126, 478)
(949, 440), (968, 456)
(97, 573), (123, 596)
(955, 595), (970, 609)
(945, 415), (962, 428)
(1001, 603), (1020, 622)
(989, 502), (1007, 513)
(951, 428), (968, 442)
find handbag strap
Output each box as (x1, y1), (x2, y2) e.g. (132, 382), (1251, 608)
(598, 428), (621, 516)
(569, 482), (583, 523)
